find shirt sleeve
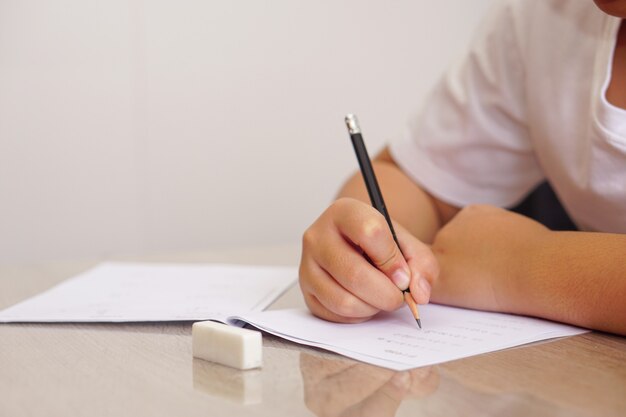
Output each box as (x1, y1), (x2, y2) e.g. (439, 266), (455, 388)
(389, 0), (544, 208)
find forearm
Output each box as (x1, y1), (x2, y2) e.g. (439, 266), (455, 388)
(337, 148), (454, 243)
(514, 231), (626, 335)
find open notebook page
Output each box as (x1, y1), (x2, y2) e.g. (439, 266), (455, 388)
(0, 262), (297, 323)
(232, 305), (587, 371)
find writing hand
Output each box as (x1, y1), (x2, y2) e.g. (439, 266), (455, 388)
(299, 197), (439, 323)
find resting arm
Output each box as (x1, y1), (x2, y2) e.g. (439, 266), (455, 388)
(520, 230), (626, 334)
(430, 205), (626, 336)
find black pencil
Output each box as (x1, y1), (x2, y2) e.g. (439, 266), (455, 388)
(344, 114), (422, 329)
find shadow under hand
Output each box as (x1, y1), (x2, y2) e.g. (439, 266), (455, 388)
(299, 352), (439, 417)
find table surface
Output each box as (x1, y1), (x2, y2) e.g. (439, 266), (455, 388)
(1, 245), (625, 417)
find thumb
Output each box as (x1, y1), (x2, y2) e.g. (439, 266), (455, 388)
(337, 206), (412, 291)
(359, 223), (411, 291)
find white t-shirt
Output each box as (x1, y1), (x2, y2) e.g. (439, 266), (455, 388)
(389, 0), (626, 233)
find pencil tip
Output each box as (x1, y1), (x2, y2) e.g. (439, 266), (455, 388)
(416, 318), (422, 329)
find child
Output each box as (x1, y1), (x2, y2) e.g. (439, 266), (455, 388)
(299, 0), (626, 335)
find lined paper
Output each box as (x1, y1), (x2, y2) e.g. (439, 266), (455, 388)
(234, 305), (587, 370)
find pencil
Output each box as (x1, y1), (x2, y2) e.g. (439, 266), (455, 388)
(344, 114), (422, 329)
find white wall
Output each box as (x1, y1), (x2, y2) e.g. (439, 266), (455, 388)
(0, 0), (494, 264)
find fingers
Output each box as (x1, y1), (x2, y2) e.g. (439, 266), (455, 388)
(300, 197), (439, 323)
(395, 224), (439, 305)
(332, 199), (412, 291)
(300, 259), (379, 323)
(313, 228), (404, 312)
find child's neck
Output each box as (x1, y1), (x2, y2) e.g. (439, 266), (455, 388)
(606, 20), (626, 110)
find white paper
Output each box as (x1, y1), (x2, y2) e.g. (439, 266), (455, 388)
(0, 262), (297, 323)
(232, 305), (588, 370)
(0, 263), (587, 370)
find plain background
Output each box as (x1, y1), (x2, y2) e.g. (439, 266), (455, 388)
(0, 0), (494, 265)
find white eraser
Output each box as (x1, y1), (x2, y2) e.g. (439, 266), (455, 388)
(192, 321), (262, 370)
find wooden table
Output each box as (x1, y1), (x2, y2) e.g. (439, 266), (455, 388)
(1, 245), (624, 417)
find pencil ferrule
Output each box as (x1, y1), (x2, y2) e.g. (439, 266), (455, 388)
(344, 114), (361, 135)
